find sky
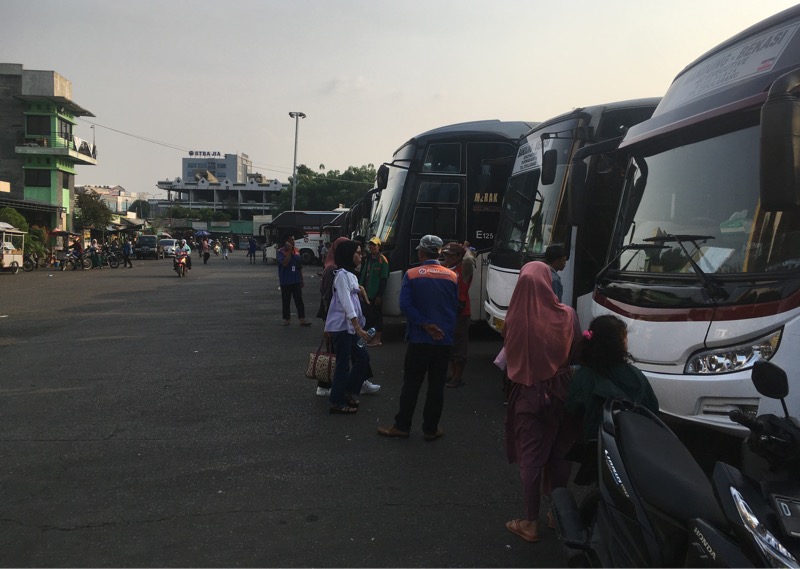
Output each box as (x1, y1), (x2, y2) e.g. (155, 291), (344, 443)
(4, 0), (800, 198)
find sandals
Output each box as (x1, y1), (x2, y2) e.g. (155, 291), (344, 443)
(505, 519), (539, 543)
(329, 404), (358, 414)
(345, 395), (360, 408)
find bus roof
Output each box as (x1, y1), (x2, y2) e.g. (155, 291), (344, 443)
(621, 4), (800, 149)
(519, 98), (661, 139)
(394, 120), (537, 155)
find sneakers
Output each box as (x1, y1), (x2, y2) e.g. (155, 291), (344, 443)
(360, 380), (381, 395)
(377, 425), (410, 438)
(316, 387), (331, 396)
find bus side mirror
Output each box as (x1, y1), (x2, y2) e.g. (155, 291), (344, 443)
(761, 68), (800, 210)
(541, 149), (558, 185)
(376, 164), (389, 190)
(567, 160), (589, 225)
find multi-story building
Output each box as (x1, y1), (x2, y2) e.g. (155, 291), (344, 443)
(0, 63), (96, 231)
(157, 152), (284, 220)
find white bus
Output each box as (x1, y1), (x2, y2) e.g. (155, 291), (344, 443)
(484, 100), (658, 332)
(579, 5), (800, 433)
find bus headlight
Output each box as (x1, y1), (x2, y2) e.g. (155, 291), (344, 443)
(685, 329), (781, 374)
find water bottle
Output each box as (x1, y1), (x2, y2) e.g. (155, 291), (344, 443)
(357, 327), (376, 348)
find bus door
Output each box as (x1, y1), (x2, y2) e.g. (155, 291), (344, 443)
(408, 176), (463, 266)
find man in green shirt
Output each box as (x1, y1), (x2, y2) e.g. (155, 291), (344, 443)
(360, 237), (390, 346)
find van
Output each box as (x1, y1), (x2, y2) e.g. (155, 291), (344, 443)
(135, 235), (159, 259)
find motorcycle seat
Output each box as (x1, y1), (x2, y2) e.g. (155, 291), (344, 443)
(617, 410), (727, 528)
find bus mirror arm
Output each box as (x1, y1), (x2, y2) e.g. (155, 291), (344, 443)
(567, 160), (588, 225)
(761, 68), (800, 211)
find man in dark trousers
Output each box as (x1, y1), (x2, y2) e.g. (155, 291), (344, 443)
(377, 234), (458, 441)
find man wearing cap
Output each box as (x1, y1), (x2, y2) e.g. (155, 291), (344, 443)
(378, 235), (458, 441)
(359, 236), (390, 346)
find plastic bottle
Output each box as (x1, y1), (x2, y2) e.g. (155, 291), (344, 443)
(357, 327), (376, 348)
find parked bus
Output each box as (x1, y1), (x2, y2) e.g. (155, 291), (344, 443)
(579, 5), (800, 433)
(369, 120), (536, 319)
(484, 99), (659, 333)
(259, 210), (342, 265)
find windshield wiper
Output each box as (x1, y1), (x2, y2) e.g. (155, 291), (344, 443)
(596, 243), (668, 282)
(642, 234), (728, 301)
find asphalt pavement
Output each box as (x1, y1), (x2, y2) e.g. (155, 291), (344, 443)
(0, 252), (569, 567)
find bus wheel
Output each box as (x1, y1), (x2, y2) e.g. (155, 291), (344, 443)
(300, 249), (315, 266)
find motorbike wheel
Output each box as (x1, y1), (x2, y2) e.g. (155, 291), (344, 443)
(10, 261), (19, 275)
(108, 256), (120, 269)
(22, 259), (34, 272)
(82, 257), (92, 270)
(182, 265), (187, 277)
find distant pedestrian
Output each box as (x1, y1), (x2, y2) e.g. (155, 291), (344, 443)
(359, 237), (389, 347)
(544, 245), (567, 302)
(122, 239), (133, 268)
(222, 238), (229, 260)
(248, 236), (257, 264)
(443, 241), (474, 388)
(277, 235), (310, 326)
(202, 238), (210, 265)
(378, 235), (457, 441)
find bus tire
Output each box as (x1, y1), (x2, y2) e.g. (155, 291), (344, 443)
(300, 249), (315, 266)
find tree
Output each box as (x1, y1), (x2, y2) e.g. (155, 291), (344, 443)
(169, 205), (193, 219)
(0, 207), (29, 232)
(274, 163), (376, 214)
(130, 199), (151, 218)
(74, 190), (112, 230)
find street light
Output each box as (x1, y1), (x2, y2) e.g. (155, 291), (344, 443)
(288, 111), (306, 211)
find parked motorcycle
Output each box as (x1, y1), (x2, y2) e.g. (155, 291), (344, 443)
(59, 251), (92, 271)
(552, 360), (800, 567)
(174, 252), (188, 277)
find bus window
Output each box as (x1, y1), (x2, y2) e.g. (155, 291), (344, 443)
(423, 143), (461, 173)
(418, 181), (460, 203)
(411, 206), (457, 237)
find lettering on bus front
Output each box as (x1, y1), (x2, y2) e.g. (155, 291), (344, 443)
(663, 22), (800, 111)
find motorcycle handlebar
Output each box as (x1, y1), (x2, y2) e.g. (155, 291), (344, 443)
(729, 409), (763, 433)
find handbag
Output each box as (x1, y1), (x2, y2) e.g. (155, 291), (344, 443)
(306, 335), (336, 383)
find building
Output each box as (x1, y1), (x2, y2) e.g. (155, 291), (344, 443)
(76, 184), (140, 215)
(0, 63), (96, 231)
(157, 152), (285, 221)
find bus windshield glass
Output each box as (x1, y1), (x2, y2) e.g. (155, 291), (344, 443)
(616, 124), (800, 275)
(371, 166), (408, 248)
(494, 122), (576, 257)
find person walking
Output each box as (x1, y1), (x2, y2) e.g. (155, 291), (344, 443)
(221, 238), (229, 260)
(323, 239), (372, 414)
(503, 261), (581, 543)
(122, 239), (134, 268)
(316, 237), (380, 397)
(443, 241), (474, 388)
(359, 237), (389, 347)
(377, 235), (457, 441)
(248, 236), (258, 264)
(202, 238), (210, 265)
(278, 235), (310, 326)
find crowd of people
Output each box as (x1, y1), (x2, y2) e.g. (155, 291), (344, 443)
(290, 233), (660, 545)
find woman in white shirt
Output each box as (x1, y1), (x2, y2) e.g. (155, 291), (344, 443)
(323, 240), (372, 414)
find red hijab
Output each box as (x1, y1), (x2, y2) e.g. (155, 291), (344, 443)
(504, 261), (575, 386)
(324, 237), (348, 270)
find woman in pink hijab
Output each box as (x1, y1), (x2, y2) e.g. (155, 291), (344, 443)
(503, 261), (581, 543)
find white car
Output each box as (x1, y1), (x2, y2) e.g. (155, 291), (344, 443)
(158, 239), (177, 258)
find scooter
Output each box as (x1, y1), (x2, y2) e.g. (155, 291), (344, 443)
(174, 252), (188, 277)
(552, 360), (800, 567)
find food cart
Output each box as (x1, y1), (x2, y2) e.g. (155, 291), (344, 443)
(0, 221), (25, 275)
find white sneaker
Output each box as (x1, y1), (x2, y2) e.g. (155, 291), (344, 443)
(360, 380), (381, 395)
(316, 387), (331, 396)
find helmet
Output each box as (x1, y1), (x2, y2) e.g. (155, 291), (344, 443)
(180, 239), (186, 245)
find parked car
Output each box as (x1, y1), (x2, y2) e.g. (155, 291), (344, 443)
(134, 235), (159, 259)
(158, 239), (177, 259)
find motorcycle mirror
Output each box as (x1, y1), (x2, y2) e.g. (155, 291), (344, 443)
(752, 360), (789, 401)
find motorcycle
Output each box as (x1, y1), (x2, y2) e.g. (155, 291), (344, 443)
(59, 251), (92, 271)
(174, 252), (188, 277)
(552, 360), (800, 567)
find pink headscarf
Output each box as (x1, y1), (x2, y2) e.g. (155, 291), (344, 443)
(503, 261), (576, 386)
(324, 237), (348, 270)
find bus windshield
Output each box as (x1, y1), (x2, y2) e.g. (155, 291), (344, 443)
(371, 166), (407, 248)
(616, 124), (800, 275)
(494, 123), (576, 258)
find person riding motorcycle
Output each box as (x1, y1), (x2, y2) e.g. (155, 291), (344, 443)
(175, 239), (192, 270)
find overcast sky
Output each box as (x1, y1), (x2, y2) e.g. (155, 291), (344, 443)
(4, 0), (799, 198)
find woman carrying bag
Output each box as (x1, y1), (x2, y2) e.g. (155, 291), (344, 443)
(324, 240), (372, 414)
